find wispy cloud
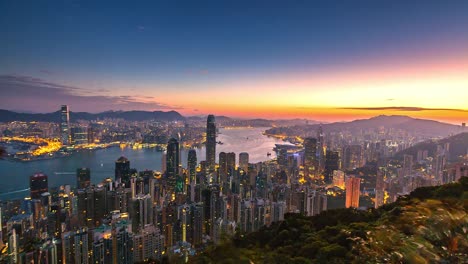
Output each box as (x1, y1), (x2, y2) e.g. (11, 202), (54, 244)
(0, 75), (181, 113)
(337, 106), (468, 112)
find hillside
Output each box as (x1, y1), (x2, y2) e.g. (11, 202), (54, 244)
(191, 178), (468, 263)
(266, 115), (462, 137)
(0, 109), (185, 122)
(394, 132), (468, 162)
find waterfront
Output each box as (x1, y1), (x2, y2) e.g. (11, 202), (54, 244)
(0, 127), (290, 200)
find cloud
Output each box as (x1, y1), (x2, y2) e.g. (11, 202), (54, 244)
(0, 75), (181, 113)
(337, 106), (468, 112)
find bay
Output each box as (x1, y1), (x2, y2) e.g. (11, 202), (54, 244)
(0, 127), (289, 200)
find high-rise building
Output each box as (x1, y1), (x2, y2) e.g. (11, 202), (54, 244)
(403, 154), (413, 176)
(324, 150), (340, 184)
(62, 227), (89, 264)
(303, 138), (317, 176)
(115, 156), (131, 187)
(188, 150), (197, 184)
(226, 152), (236, 173)
(206, 115), (216, 172)
(316, 125), (325, 170)
(239, 152), (249, 172)
(219, 152), (227, 178)
(333, 170), (345, 189)
(71, 127), (88, 145)
(30, 173), (48, 199)
(60, 105), (70, 146)
(345, 177), (361, 208)
(76, 168), (91, 189)
(343, 145), (363, 170)
(166, 138), (180, 193)
(133, 225), (164, 262)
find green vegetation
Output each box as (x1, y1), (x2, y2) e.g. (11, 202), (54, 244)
(192, 178), (468, 263)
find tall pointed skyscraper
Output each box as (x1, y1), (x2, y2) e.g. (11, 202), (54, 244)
(60, 105), (70, 145)
(206, 115), (216, 172)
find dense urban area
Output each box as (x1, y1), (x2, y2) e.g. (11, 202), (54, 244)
(0, 106), (467, 263)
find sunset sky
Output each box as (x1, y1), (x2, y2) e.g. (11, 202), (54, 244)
(0, 1), (467, 124)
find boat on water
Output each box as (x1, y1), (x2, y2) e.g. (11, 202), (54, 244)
(217, 141), (224, 145)
(267, 152), (271, 156)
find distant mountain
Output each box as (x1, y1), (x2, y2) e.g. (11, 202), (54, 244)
(266, 115), (462, 137)
(0, 109), (185, 122)
(394, 132), (468, 162)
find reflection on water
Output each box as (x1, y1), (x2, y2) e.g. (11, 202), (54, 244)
(0, 127), (290, 200)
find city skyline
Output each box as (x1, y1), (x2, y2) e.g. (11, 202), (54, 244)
(1, 1), (467, 124)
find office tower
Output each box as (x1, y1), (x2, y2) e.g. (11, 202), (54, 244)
(60, 105), (70, 145)
(345, 177), (361, 208)
(87, 126), (95, 144)
(316, 125), (325, 170)
(206, 115), (216, 172)
(324, 150), (340, 184)
(333, 170), (345, 189)
(76, 168), (91, 189)
(71, 127), (88, 145)
(161, 151), (167, 173)
(343, 145), (363, 170)
(188, 149), (197, 184)
(375, 170), (385, 208)
(166, 138), (180, 193)
(303, 138), (317, 176)
(239, 152), (249, 172)
(219, 152), (227, 180)
(226, 152), (236, 173)
(115, 156), (131, 186)
(30, 173), (48, 199)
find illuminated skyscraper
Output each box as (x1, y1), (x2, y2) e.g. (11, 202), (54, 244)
(324, 150), (340, 184)
(303, 138), (317, 176)
(166, 138), (180, 193)
(30, 173), (48, 199)
(219, 152), (227, 177)
(316, 125), (325, 170)
(206, 115), (216, 172)
(188, 149), (197, 184)
(115, 156), (131, 186)
(60, 105), (70, 145)
(239, 152), (249, 172)
(76, 168), (91, 189)
(345, 177), (361, 208)
(343, 145), (363, 170)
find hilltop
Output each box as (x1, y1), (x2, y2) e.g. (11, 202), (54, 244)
(394, 132), (468, 162)
(266, 115), (462, 137)
(0, 109), (185, 122)
(190, 178), (468, 263)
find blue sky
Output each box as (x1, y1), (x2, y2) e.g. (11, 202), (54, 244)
(0, 0), (467, 122)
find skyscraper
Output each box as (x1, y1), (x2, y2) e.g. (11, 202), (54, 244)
(316, 125), (325, 170)
(343, 145), (363, 170)
(188, 149), (197, 184)
(239, 152), (249, 172)
(324, 150), (340, 184)
(206, 115), (216, 172)
(76, 168), (91, 189)
(30, 173), (48, 199)
(115, 156), (131, 186)
(303, 138), (317, 177)
(166, 138), (180, 193)
(375, 170), (385, 209)
(60, 105), (70, 145)
(345, 177), (361, 208)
